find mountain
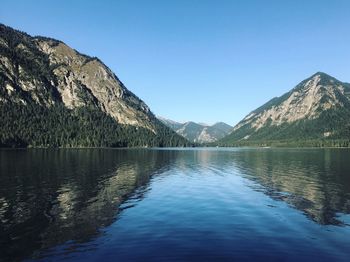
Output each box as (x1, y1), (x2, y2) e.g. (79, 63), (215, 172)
(157, 116), (183, 131)
(177, 121), (206, 143)
(158, 117), (233, 143)
(0, 24), (191, 147)
(210, 122), (234, 135)
(219, 72), (350, 147)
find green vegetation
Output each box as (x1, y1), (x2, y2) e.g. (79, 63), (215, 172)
(0, 102), (191, 148)
(217, 108), (350, 147)
(2, 24), (350, 148)
(216, 139), (350, 148)
(216, 72), (350, 148)
(0, 23), (191, 148)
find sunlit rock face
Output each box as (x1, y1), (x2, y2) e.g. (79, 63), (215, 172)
(0, 24), (156, 132)
(221, 72), (350, 144)
(237, 73), (349, 130)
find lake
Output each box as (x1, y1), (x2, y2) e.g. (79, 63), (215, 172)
(1, 148), (350, 261)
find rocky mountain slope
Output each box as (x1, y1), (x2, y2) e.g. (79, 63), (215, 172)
(219, 72), (350, 146)
(158, 117), (233, 143)
(0, 24), (190, 147)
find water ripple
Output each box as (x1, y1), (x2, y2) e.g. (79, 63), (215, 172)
(1, 148), (350, 261)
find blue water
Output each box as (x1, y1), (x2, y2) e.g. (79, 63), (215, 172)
(1, 148), (350, 261)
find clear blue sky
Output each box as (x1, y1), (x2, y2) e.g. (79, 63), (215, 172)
(1, 0), (350, 125)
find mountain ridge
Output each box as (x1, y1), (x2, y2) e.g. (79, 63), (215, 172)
(0, 23), (191, 147)
(219, 72), (350, 147)
(158, 117), (233, 143)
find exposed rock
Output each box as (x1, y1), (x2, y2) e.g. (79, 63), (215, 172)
(221, 72), (350, 145)
(0, 23), (159, 132)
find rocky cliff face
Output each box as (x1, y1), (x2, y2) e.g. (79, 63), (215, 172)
(220, 72), (350, 145)
(0, 24), (156, 132)
(36, 39), (156, 131)
(0, 24), (190, 147)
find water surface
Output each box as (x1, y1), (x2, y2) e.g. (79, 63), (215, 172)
(1, 148), (350, 261)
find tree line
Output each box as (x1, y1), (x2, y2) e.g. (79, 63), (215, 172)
(0, 102), (191, 148)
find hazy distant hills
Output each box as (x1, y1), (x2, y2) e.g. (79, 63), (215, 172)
(0, 24), (190, 147)
(218, 72), (350, 147)
(158, 117), (233, 143)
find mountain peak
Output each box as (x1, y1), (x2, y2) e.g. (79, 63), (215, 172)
(0, 23), (191, 147)
(305, 72), (342, 87)
(220, 73), (350, 145)
(159, 117), (233, 143)
(312, 71), (331, 78)
(182, 121), (207, 130)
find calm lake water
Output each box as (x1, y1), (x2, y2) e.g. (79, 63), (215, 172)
(1, 148), (350, 261)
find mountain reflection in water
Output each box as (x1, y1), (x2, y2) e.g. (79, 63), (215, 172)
(1, 148), (350, 261)
(229, 148), (350, 225)
(0, 149), (176, 261)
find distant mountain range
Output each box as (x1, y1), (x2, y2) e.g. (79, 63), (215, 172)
(218, 72), (350, 147)
(0, 24), (190, 147)
(158, 117), (233, 143)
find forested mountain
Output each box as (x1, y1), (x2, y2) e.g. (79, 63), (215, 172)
(158, 117), (233, 143)
(157, 117), (184, 131)
(218, 72), (350, 147)
(0, 24), (191, 147)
